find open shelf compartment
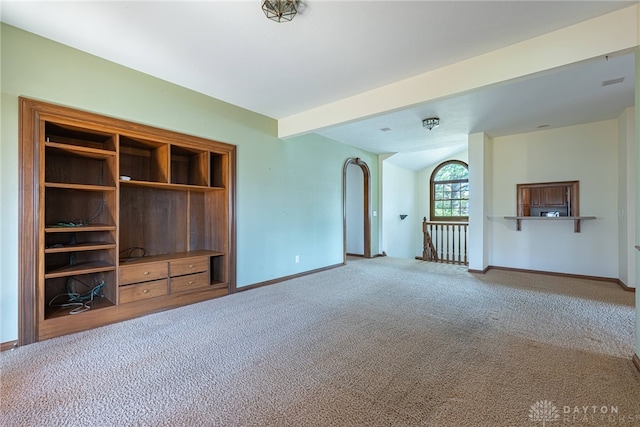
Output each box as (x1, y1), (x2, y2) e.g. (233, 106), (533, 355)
(170, 145), (208, 186)
(45, 144), (116, 187)
(119, 135), (169, 183)
(210, 152), (227, 188)
(45, 187), (116, 228)
(44, 270), (116, 320)
(45, 121), (116, 151)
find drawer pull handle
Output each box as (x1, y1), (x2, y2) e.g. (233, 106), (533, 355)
(189, 264), (194, 268)
(189, 281), (194, 285)
(143, 289), (149, 293)
(143, 271), (149, 275)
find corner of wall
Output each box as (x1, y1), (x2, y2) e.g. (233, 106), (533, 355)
(468, 132), (491, 271)
(618, 107), (635, 288)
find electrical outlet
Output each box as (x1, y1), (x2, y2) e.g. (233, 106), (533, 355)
(295, 255), (300, 263)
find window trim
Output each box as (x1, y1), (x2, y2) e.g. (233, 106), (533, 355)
(430, 160), (469, 222)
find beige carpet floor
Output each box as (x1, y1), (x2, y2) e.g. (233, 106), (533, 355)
(1, 257), (639, 426)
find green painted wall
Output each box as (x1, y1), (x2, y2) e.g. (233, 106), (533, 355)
(635, 48), (640, 358)
(0, 24), (379, 343)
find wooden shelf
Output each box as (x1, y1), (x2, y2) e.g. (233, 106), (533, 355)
(119, 179), (222, 192)
(45, 261), (115, 279)
(45, 242), (117, 254)
(45, 182), (116, 191)
(45, 141), (116, 158)
(119, 250), (224, 265)
(45, 121), (117, 152)
(45, 297), (114, 320)
(210, 281), (228, 290)
(45, 224), (116, 233)
(504, 216), (596, 233)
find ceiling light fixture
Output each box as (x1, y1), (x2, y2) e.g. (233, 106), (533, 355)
(422, 117), (440, 130)
(262, 0), (298, 23)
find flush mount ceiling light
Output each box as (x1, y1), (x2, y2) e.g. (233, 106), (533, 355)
(422, 117), (440, 130)
(262, 0), (299, 22)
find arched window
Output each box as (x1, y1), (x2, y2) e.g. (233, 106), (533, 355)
(430, 160), (469, 221)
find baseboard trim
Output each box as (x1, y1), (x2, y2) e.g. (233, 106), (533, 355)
(236, 262), (345, 293)
(481, 265), (633, 289)
(470, 265), (635, 292)
(633, 353), (640, 374)
(468, 266), (490, 274)
(616, 279), (636, 293)
(1, 340), (18, 352)
(347, 253), (386, 258)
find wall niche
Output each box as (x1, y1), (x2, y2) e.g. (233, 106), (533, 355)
(505, 180), (595, 232)
(517, 180), (578, 217)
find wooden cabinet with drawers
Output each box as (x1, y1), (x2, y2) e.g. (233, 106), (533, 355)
(170, 257), (209, 278)
(119, 279), (169, 304)
(170, 256), (210, 293)
(171, 272), (210, 293)
(117, 253), (214, 304)
(19, 98), (236, 344)
(119, 261), (169, 286)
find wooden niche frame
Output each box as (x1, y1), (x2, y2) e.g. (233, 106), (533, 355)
(507, 180), (595, 232)
(517, 180), (579, 217)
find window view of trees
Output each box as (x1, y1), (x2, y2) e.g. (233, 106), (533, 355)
(430, 160), (469, 221)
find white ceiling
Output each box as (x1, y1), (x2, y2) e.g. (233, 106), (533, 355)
(1, 1), (637, 170)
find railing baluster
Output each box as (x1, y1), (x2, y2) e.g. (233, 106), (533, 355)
(454, 224), (458, 264)
(452, 224), (456, 264)
(457, 225), (461, 264)
(449, 224), (452, 263)
(428, 222), (433, 260)
(445, 224), (449, 263)
(464, 225), (468, 264)
(431, 223), (435, 260)
(439, 224), (443, 262)
(422, 217), (427, 260)
(430, 223), (435, 260)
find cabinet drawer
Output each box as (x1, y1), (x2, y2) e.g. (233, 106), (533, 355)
(171, 271), (210, 293)
(119, 262), (168, 285)
(119, 279), (168, 304)
(170, 257), (209, 277)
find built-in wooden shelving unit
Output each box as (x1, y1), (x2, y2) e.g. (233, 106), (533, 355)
(19, 97), (236, 344)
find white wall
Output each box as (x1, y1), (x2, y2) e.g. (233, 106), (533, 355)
(469, 134), (493, 271)
(618, 107), (636, 288)
(489, 120), (619, 277)
(381, 161), (419, 259)
(346, 163), (365, 255)
(635, 48), (640, 359)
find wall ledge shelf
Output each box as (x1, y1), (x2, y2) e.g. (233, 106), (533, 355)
(503, 216), (596, 233)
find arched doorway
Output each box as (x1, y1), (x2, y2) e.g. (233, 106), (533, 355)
(343, 158), (371, 261)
